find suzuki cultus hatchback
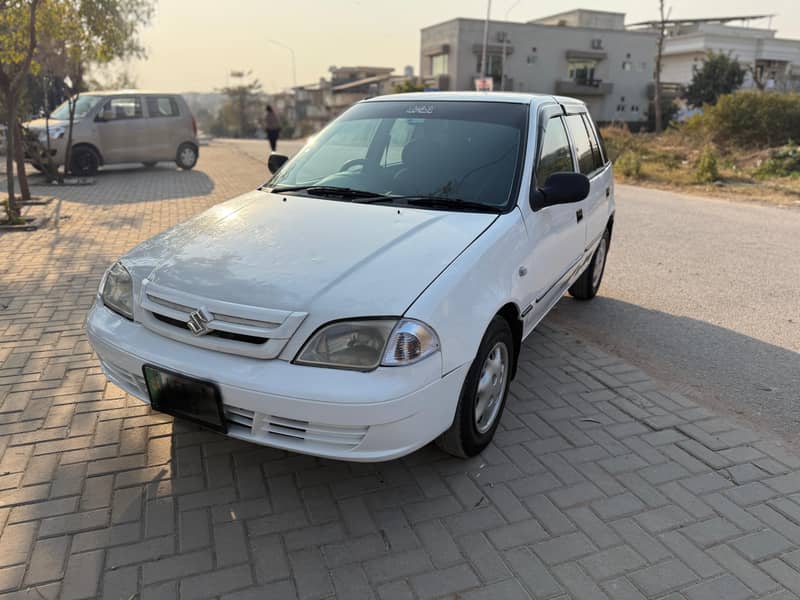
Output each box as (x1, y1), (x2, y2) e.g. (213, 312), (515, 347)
(87, 92), (614, 461)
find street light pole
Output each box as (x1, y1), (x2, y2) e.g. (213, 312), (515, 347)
(266, 39), (297, 88)
(501, 0), (522, 91)
(481, 0), (492, 81)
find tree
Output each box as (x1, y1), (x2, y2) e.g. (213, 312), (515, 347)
(218, 72), (262, 138)
(393, 80), (425, 94)
(686, 51), (745, 107)
(653, 0), (667, 133)
(0, 0), (40, 222)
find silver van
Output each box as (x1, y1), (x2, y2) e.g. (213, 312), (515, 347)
(26, 90), (199, 175)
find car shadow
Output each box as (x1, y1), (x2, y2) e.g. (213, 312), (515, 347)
(548, 295), (800, 444)
(16, 164), (215, 204)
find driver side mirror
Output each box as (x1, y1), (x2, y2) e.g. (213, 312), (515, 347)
(268, 152), (288, 174)
(531, 172), (590, 210)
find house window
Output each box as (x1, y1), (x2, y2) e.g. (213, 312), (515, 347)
(567, 59), (598, 84)
(527, 55), (538, 64)
(622, 61), (632, 71)
(431, 53), (449, 76)
(477, 54), (503, 85)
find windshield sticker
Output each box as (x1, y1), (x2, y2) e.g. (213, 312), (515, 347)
(406, 105), (434, 115)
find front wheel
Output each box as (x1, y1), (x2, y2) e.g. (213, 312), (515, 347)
(436, 316), (514, 458)
(69, 146), (100, 176)
(569, 228), (610, 300)
(175, 143), (198, 170)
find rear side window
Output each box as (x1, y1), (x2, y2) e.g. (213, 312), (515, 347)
(536, 117), (574, 185)
(146, 96), (180, 118)
(564, 114), (599, 175)
(581, 113), (607, 165)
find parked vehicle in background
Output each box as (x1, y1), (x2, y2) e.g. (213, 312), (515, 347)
(86, 92), (614, 462)
(25, 90), (199, 175)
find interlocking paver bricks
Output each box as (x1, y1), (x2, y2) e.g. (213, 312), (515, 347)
(4, 144), (800, 598)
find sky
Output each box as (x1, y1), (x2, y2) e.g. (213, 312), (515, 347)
(130, 0), (800, 94)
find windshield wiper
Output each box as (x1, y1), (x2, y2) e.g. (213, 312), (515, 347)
(269, 185), (383, 199)
(363, 195), (504, 213)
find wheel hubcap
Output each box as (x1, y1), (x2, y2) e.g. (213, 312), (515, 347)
(474, 342), (509, 434)
(592, 238), (607, 290)
(180, 147), (196, 165)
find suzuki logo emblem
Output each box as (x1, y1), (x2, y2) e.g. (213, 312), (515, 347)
(187, 306), (213, 336)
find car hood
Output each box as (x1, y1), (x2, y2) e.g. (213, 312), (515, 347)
(25, 118), (72, 131)
(123, 191), (497, 316)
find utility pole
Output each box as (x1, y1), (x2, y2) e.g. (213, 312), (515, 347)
(654, 0), (667, 132)
(501, 0), (522, 91)
(481, 0), (492, 80)
(267, 39), (297, 88)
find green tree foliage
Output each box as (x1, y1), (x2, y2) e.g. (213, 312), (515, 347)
(694, 146), (720, 182)
(687, 91), (800, 148)
(393, 80), (425, 93)
(685, 51), (745, 107)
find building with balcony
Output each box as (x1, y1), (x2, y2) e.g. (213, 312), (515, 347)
(628, 15), (800, 92)
(420, 9), (657, 124)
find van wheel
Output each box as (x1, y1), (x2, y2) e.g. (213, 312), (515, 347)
(69, 146), (100, 176)
(569, 228), (610, 300)
(436, 316), (513, 458)
(175, 143), (198, 170)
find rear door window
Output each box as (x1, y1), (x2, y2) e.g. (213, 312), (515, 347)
(581, 113), (607, 166)
(535, 117), (574, 185)
(146, 96), (180, 118)
(101, 97), (143, 120)
(564, 114), (602, 175)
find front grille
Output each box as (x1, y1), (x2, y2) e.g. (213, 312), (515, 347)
(153, 313), (268, 345)
(138, 280), (308, 359)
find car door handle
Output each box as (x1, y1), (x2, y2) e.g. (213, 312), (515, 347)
(576, 209), (583, 223)
(605, 187), (610, 197)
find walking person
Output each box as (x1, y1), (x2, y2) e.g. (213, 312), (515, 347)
(265, 105), (281, 152)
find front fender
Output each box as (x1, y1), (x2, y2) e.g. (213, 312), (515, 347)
(404, 209), (529, 374)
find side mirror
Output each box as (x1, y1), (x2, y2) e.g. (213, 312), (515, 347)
(531, 172), (590, 209)
(267, 152), (288, 174)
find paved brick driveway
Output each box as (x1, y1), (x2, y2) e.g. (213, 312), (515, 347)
(2, 142), (800, 599)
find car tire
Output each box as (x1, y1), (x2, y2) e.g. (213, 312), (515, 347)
(142, 161), (157, 168)
(436, 316), (514, 458)
(175, 143), (198, 170)
(569, 228), (610, 301)
(69, 146), (100, 177)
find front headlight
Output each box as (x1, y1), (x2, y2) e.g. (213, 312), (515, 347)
(295, 318), (439, 371)
(38, 126), (65, 143)
(100, 262), (134, 320)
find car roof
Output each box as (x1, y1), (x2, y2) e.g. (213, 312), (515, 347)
(82, 90), (181, 97)
(366, 91), (587, 111)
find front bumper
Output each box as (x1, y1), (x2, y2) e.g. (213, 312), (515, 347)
(86, 302), (468, 462)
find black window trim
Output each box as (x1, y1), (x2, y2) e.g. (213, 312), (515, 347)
(531, 104), (577, 212)
(562, 111), (606, 180)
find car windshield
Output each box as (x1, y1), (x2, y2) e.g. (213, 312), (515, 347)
(269, 100), (528, 210)
(49, 95), (104, 121)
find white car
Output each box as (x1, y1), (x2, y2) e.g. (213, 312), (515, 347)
(86, 92), (614, 462)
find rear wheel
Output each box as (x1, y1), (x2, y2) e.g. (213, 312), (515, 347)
(69, 146), (100, 177)
(436, 316), (513, 458)
(175, 143), (198, 170)
(569, 228), (610, 300)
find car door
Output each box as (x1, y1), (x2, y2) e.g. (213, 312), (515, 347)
(95, 96), (148, 163)
(562, 110), (611, 261)
(519, 105), (586, 334)
(144, 95), (182, 160)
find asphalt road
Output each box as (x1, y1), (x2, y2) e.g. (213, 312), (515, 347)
(550, 184), (800, 445)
